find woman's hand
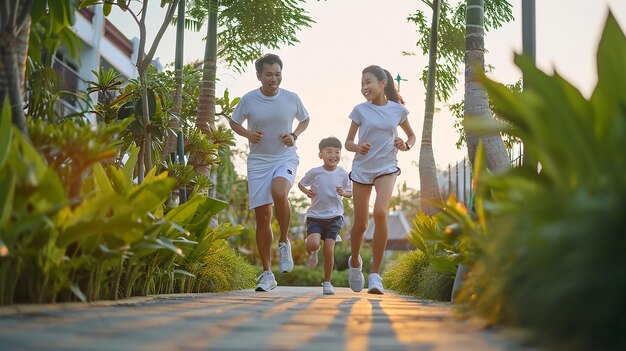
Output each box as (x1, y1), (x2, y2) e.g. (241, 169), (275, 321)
(358, 143), (372, 155)
(394, 137), (409, 151)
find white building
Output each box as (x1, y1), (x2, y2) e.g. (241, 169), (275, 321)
(53, 5), (139, 119)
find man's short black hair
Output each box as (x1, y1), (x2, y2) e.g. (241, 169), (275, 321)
(255, 53), (283, 73)
(319, 137), (342, 151)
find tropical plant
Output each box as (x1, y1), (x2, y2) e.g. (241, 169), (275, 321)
(451, 12), (626, 350)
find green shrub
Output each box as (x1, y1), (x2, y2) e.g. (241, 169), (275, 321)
(383, 251), (453, 301)
(196, 242), (256, 292)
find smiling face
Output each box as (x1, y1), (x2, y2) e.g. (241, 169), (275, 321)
(319, 146), (341, 170)
(257, 63), (282, 96)
(361, 72), (386, 103)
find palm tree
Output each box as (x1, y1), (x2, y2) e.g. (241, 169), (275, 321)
(419, 0), (444, 215)
(464, 0), (509, 171)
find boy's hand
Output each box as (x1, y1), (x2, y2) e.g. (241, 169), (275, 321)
(358, 143), (371, 155)
(247, 130), (263, 144)
(280, 133), (295, 147)
(303, 188), (316, 198)
(336, 187), (346, 196)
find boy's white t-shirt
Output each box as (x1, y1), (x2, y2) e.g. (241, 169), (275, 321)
(299, 166), (352, 219)
(349, 100), (409, 173)
(231, 88), (309, 161)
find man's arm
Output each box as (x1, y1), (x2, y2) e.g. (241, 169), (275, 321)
(230, 120), (263, 144)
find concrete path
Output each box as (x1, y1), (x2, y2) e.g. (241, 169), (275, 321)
(0, 287), (540, 351)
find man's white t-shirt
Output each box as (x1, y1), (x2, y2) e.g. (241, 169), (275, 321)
(299, 166), (352, 219)
(231, 88), (309, 161)
(349, 101), (409, 173)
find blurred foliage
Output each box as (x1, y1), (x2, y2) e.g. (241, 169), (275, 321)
(443, 13), (626, 351)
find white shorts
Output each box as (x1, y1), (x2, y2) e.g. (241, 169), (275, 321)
(349, 166), (401, 185)
(247, 155), (299, 209)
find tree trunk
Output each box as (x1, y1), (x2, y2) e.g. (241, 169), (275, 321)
(192, 0), (218, 197)
(0, 1), (32, 137)
(419, 0), (443, 215)
(464, 0), (509, 172)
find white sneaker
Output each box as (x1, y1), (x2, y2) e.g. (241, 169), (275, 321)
(336, 234), (343, 242)
(308, 249), (319, 268)
(278, 240), (294, 273)
(255, 271), (277, 292)
(322, 281), (335, 295)
(367, 273), (384, 294)
(347, 255), (364, 292)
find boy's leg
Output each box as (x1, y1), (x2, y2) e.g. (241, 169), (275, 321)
(370, 173), (397, 273)
(322, 238), (335, 282)
(254, 204), (274, 271)
(306, 233), (321, 268)
(305, 233), (321, 253)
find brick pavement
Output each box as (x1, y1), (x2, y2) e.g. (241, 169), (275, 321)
(0, 287), (541, 351)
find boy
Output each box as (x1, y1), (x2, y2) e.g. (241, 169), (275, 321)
(298, 137), (352, 295)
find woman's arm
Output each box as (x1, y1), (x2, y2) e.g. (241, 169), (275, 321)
(394, 119), (416, 151)
(345, 121), (371, 155)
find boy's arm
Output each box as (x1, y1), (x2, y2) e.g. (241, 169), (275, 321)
(298, 181), (316, 198)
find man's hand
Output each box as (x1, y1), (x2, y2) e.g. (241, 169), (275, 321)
(247, 130), (263, 144)
(280, 133), (296, 147)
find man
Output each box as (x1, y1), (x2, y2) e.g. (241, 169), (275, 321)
(229, 53), (310, 291)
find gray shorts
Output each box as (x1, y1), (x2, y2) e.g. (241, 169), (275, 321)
(306, 216), (344, 241)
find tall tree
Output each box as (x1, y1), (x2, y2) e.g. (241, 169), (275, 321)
(418, 0), (444, 215)
(464, 0), (509, 171)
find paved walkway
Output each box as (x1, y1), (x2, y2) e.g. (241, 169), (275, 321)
(0, 287), (540, 351)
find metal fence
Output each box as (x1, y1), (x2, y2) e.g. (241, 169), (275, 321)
(443, 143), (524, 207)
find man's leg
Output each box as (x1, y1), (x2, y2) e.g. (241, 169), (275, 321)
(272, 177), (292, 242)
(254, 204), (273, 271)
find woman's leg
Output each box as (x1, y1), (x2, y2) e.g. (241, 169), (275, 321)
(349, 182), (372, 268)
(370, 173), (398, 273)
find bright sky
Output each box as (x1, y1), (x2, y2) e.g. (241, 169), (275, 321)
(109, 0), (626, 191)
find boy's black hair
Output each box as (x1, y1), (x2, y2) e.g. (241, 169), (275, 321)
(255, 53), (283, 73)
(319, 136), (342, 151)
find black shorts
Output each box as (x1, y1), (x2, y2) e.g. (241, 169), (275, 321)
(305, 216), (344, 241)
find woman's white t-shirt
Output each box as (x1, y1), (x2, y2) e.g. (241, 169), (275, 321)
(299, 166), (352, 219)
(349, 100), (409, 173)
